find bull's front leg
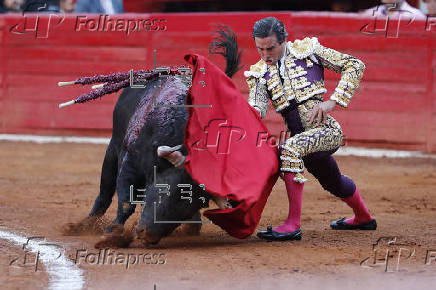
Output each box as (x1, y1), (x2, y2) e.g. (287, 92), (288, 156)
(105, 154), (139, 235)
(89, 141), (118, 217)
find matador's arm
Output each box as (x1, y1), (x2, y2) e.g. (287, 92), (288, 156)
(245, 76), (269, 119)
(313, 41), (366, 108)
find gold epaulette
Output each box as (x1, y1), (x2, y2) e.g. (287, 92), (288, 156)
(243, 59), (267, 79)
(287, 37), (319, 59)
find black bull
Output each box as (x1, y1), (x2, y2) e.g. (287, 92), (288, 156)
(90, 75), (210, 244)
(63, 26), (242, 246)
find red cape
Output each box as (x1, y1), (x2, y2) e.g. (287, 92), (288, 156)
(183, 54), (279, 239)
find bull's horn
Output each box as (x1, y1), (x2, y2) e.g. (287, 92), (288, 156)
(157, 145), (185, 167)
(58, 100), (76, 108)
(58, 81), (76, 87)
(92, 84), (105, 90)
(157, 145), (183, 155)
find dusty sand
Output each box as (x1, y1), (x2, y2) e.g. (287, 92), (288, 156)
(0, 141), (435, 289)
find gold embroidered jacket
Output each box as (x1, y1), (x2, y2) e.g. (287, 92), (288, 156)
(244, 37), (365, 119)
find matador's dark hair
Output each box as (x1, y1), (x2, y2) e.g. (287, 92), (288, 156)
(252, 17), (288, 44)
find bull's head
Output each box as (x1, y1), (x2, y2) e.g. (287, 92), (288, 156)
(135, 161), (210, 244)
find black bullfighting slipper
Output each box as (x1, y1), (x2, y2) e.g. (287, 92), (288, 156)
(257, 226), (302, 241)
(330, 217), (377, 230)
(257, 226), (274, 239)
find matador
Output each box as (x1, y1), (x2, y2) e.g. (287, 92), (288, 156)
(246, 17), (377, 241)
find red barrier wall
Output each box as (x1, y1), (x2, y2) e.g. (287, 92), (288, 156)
(0, 12), (435, 152)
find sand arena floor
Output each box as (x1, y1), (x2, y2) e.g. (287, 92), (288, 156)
(0, 141), (435, 289)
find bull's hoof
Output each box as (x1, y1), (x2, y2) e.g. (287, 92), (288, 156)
(180, 223), (202, 236)
(128, 238), (147, 248)
(104, 223), (125, 236)
(95, 231), (133, 249)
(61, 216), (104, 236)
(136, 226), (161, 245)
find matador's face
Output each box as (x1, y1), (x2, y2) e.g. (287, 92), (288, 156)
(254, 34), (286, 66)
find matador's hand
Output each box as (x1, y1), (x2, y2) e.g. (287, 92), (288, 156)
(309, 100), (336, 126)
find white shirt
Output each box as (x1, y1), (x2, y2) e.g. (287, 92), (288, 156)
(276, 45), (287, 81)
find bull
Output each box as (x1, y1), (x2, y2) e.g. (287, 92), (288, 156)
(61, 26), (242, 247)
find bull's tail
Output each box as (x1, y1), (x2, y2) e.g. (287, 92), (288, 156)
(209, 25), (243, 78)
